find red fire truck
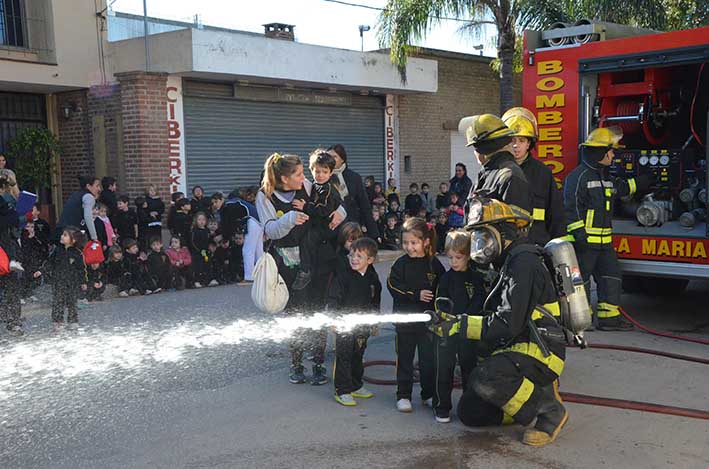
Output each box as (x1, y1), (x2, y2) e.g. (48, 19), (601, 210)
(522, 22), (709, 294)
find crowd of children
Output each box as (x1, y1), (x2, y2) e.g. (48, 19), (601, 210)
(365, 177), (468, 253)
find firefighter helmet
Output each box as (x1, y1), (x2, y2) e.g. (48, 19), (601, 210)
(580, 126), (625, 149)
(459, 114), (515, 147)
(502, 107), (538, 140)
(466, 197), (532, 230)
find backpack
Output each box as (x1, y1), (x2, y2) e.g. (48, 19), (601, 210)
(251, 252), (289, 314)
(0, 246), (9, 276)
(83, 240), (105, 265)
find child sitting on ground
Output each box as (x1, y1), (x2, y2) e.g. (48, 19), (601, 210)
(123, 238), (156, 295)
(327, 237), (381, 407)
(166, 236), (192, 290)
(105, 245), (132, 297)
(147, 237), (172, 292)
(86, 262), (106, 302)
(291, 150), (342, 291)
(431, 231), (486, 423)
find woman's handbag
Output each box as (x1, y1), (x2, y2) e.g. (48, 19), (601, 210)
(251, 251), (289, 314)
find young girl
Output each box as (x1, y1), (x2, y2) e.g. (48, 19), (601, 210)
(432, 231), (486, 423)
(145, 184), (165, 242)
(190, 212), (210, 288)
(35, 226), (87, 331)
(387, 217), (445, 413)
(97, 203), (116, 248)
(256, 152), (345, 386)
(166, 236), (192, 290)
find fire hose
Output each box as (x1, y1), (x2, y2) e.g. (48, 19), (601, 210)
(362, 308), (709, 421)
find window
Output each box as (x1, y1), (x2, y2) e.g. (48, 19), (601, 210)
(0, 0), (26, 48)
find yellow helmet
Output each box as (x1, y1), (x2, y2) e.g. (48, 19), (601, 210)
(580, 126), (625, 149)
(465, 197), (532, 230)
(501, 107), (538, 140)
(459, 114), (515, 147)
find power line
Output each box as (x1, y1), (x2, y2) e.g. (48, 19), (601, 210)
(320, 0), (479, 23)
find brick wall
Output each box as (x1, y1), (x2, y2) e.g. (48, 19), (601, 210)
(88, 84), (122, 182)
(397, 51), (521, 202)
(56, 90), (91, 201)
(116, 71), (169, 203)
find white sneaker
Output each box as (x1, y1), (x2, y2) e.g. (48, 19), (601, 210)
(194, 282), (203, 289)
(423, 397), (433, 407)
(397, 398), (413, 413)
(20, 298), (26, 305)
(78, 298), (89, 305)
(9, 260), (24, 272)
(128, 288), (140, 296)
(66, 322), (79, 331)
(153, 288), (162, 294)
(208, 280), (219, 287)
(118, 291), (129, 297)
(352, 387), (374, 399)
(145, 290), (153, 295)
(29, 296), (39, 302)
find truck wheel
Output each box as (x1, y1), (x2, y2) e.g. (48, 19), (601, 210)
(642, 277), (690, 296)
(622, 275), (645, 294)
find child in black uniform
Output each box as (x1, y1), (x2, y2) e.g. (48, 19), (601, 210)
(34, 226), (87, 331)
(432, 230), (486, 423)
(86, 262), (106, 302)
(113, 195), (138, 246)
(328, 237), (381, 407)
(190, 212), (210, 288)
(106, 245), (132, 297)
(124, 239), (156, 295)
(291, 150), (342, 290)
(382, 212), (401, 250)
(171, 199), (193, 253)
(21, 220), (49, 301)
(147, 237), (172, 292)
(387, 217), (445, 413)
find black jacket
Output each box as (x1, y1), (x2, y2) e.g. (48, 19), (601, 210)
(436, 192), (451, 210)
(387, 255), (446, 327)
(436, 267), (486, 316)
(191, 227), (211, 255)
(449, 175), (472, 206)
(106, 257), (130, 283)
(171, 211), (192, 247)
(113, 209), (138, 241)
(327, 265), (382, 313)
(99, 190), (118, 220)
(520, 155), (565, 246)
(21, 233), (48, 272)
(404, 193), (423, 215)
(563, 162), (637, 250)
(331, 168), (380, 240)
(470, 151), (532, 214)
(42, 246), (87, 288)
(307, 181), (343, 227)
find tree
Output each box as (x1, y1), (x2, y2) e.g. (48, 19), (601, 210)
(7, 127), (61, 199)
(378, 1), (534, 113)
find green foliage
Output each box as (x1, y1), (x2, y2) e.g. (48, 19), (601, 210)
(7, 127), (60, 193)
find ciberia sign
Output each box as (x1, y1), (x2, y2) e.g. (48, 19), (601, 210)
(166, 76), (187, 195)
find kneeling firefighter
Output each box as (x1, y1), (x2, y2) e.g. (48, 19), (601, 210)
(435, 197), (569, 446)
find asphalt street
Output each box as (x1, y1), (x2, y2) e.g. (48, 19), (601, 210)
(1, 259), (708, 469)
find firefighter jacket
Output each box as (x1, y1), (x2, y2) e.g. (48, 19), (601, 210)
(469, 151), (532, 215)
(562, 162), (637, 249)
(461, 242), (565, 379)
(519, 155), (566, 246)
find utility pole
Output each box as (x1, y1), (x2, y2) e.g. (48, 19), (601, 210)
(143, 0), (150, 71)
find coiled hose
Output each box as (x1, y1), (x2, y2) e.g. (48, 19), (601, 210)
(362, 308), (709, 420)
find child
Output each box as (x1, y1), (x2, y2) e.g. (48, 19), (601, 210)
(446, 193), (465, 229)
(206, 240), (221, 286)
(123, 238), (156, 295)
(364, 175), (376, 202)
(166, 236), (192, 290)
(229, 232), (245, 282)
(371, 209), (386, 246)
(146, 237), (171, 292)
(113, 195), (138, 245)
(385, 177), (400, 206)
(371, 182), (386, 207)
(382, 213), (401, 250)
(171, 198), (192, 249)
(97, 203), (116, 247)
(20, 221), (49, 302)
(105, 245), (132, 297)
(145, 184), (165, 240)
(210, 192), (224, 224)
(190, 185), (210, 215)
(420, 183), (434, 215)
(291, 150), (342, 291)
(214, 237), (236, 283)
(432, 231), (486, 423)
(207, 219), (220, 241)
(34, 226), (87, 331)
(417, 207), (428, 220)
(99, 177), (118, 222)
(86, 262), (106, 302)
(387, 199), (402, 221)
(434, 212), (449, 253)
(387, 217), (445, 413)
(436, 182), (450, 211)
(404, 183), (423, 216)
(334, 222), (364, 273)
(167, 191), (185, 235)
(91, 204), (108, 249)
(327, 237), (382, 406)
(29, 204), (51, 246)
(190, 212), (210, 288)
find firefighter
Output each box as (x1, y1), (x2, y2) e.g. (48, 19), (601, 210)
(562, 126), (647, 331)
(459, 114), (532, 214)
(438, 197), (567, 446)
(502, 107), (565, 246)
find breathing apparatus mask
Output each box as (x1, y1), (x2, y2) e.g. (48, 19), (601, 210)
(465, 197), (532, 265)
(469, 225), (503, 265)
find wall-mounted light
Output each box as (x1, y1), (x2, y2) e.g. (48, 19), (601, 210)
(60, 102), (80, 120)
(473, 44), (484, 56)
(358, 25), (371, 52)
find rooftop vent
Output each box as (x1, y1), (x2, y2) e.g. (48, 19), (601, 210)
(264, 23), (295, 41)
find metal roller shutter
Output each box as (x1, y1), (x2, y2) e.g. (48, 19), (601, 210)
(183, 92), (384, 195)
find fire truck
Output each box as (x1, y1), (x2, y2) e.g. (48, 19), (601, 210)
(522, 21), (709, 294)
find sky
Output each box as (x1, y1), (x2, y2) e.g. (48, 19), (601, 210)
(110, 0), (497, 56)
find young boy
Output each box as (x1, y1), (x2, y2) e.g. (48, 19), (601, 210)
(434, 212), (449, 254)
(387, 199), (402, 221)
(86, 262), (106, 302)
(20, 220), (49, 302)
(230, 232), (245, 282)
(29, 204), (51, 246)
(113, 195), (138, 245)
(382, 212), (401, 250)
(171, 198), (193, 249)
(420, 183), (434, 215)
(385, 178), (400, 206)
(292, 151), (343, 290)
(206, 240), (222, 286)
(146, 237), (172, 292)
(436, 182), (450, 211)
(446, 193), (465, 229)
(123, 238), (156, 295)
(432, 231), (486, 423)
(404, 183), (423, 216)
(105, 245), (132, 297)
(326, 237), (382, 406)
(167, 191), (185, 235)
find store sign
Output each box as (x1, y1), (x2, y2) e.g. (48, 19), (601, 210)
(614, 235), (709, 264)
(385, 95), (400, 185)
(166, 76), (187, 195)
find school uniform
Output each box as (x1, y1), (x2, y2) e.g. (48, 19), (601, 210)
(190, 227), (210, 284)
(113, 209), (138, 244)
(20, 232), (48, 298)
(387, 254), (445, 402)
(166, 247), (192, 289)
(105, 257), (133, 293)
(327, 265), (382, 396)
(42, 246), (87, 323)
(86, 265), (106, 301)
(147, 250), (173, 290)
(125, 252), (156, 293)
(382, 225), (401, 250)
(171, 211), (192, 251)
(301, 181), (340, 273)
